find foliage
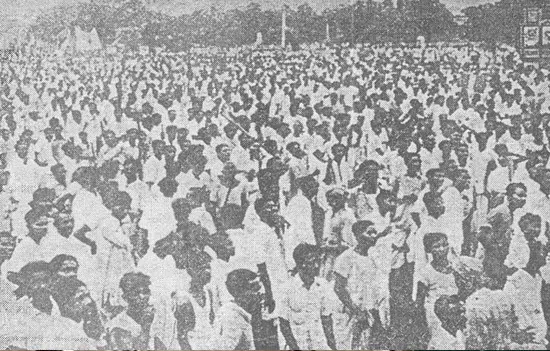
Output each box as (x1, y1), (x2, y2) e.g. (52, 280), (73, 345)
(29, 0), (458, 49)
(461, 0), (523, 45)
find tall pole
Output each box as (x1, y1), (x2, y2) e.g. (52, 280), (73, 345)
(282, 8), (286, 48)
(326, 21), (330, 42)
(351, 1), (355, 45)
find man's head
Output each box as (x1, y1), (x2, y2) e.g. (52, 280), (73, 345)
(352, 220), (378, 250)
(220, 204), (244, 230)
(8, 261), (53, 313)
(423, 232), (449, 259)
(405, 153), (422, 174)
(426, 168), (445, 189)
(53, 278), (98, 325)
(538, 168), (550, 191)
(424, 191), (445, 218)
(331, 144), (347, 162)
(221, 162), (239, 181)
(519, 213), (541, 243)
(216, 144), (231, 163)
(0, 231), (16, 264)
(15, 141), (29, 160)
(292, 243), (321, 282)
(286, 142), (306, 159)
(172, 198), (192, 223)
(226, 269), (261, 313)
(454, 169), (471, 192)
(506, 182), (527, 210)
(49, 254), (79, 279)
(25, 208), (50, 243)
(187, 251), (212, 287)
(103, 130), (118, 148)
(51, 164), (67, 186)
(326, 188), (348, 211)
(120, 272), (152, 311)
(254, 197), (279, 224)
(152, 140), (166, 159)
(158, 177), (178, 198)
(434, 295), (466, 334)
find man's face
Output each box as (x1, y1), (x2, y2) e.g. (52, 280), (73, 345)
(293, 123), (304, 136)
(0, 130), (9, 141)
(522, 219), (541, 243)
(54, 212), (75, 238)
(168, 110), (176, 122)
(447, 299), (467, 331)
(333, 145), (347, 160)
(427, 196), (446, 217)
(217, 146), (231, 163)
(456, 146), (469, 161)
(16, 143), (29, 159)
(299, 253), (321, 279)
(0, 235), (16, 262)
(57, 259), (79, 278)
(508, 187), (527, 209)
(356, 224), (378, 249)
(455, 171), (471, 190)
(53, 166), (67, 184)
(539, 170), (550, 189)
(28, 215), (49, 241)
(408, 156), (421, 173)
(0, 172), (9, 187)
(327, 193), (346, 210)
(104, 132), (117, 147)
(68, 286), (96, 320)
(430, 237), (450, 259)
(428, 170), (445, 189)
(126, 284), (151, 310)
(241, 277), (262, 312)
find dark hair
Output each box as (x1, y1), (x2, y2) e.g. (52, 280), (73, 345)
(226, 269), (257, 298)
(423, 232), (448, 253)
(518, 212), (541, 231)
(216, 143), (229, 154)
(434, 294), (460, 323)
(292, 243), (320, 268)
(119, 272), (151, 295)
(352, 220), (375, 237)
(506, 182), (527, 197)
(426, 168), (443, 179)
(49, 254), (78, 273)
(220, 204), (244, 230)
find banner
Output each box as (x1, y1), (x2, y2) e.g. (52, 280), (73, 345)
(542, 26), (550, 46)
(524, 26), (540, 47)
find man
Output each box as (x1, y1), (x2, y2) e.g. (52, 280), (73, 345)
(279, 243), (337, 350)
(210, 162), (249, 222)
(333, 220), (389, 350)
(50, 277), (105, 342)
(209, 143), (232, 182)
(106, 272), (165, 350)
(1, 261), (96, 349)
(430, 295), (467, 350)
(504, 213), (548, 348)
(143, 140), (166, 187)
(484, 183), (528, 261)
(97, 130), (124, 166)
(3, 208), (58, 275)
(212, 269), (260, 350)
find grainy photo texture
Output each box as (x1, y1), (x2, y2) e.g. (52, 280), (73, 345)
(0, 0), (550, 349)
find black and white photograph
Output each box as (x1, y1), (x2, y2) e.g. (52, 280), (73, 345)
(1, 0), (550, 349)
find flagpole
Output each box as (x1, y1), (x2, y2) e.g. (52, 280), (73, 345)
(282, 7), (286, 49)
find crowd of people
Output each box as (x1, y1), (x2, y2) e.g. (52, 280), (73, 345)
(0, 39), (550, 350)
